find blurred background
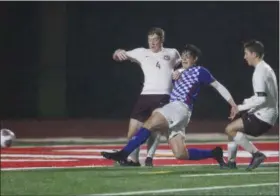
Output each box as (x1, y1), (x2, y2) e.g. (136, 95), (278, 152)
(0, 1), (278, 139)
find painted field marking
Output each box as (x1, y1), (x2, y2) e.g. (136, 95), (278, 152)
(11, 140), (279, 148)
(81, 182), (279, 196)
(137, 170), (277, 176)
(180, 171), (277, 177)
(1, 159), (77, 162)
(1, 142), (278, 171)
(1, 165), (107, 171)
(138, 171), (172, 175)
(1, 162), (278, 171)
(1, 154), (102, 159)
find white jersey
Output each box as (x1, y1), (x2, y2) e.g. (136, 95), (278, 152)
(248, 61), (278, 125)
(126, 47), (181, 95)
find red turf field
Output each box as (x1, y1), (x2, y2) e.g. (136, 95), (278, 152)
(1, 142), (278, 170)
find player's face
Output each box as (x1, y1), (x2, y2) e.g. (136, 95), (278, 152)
(181, 51), (197, 68)
(244, 48), (256, 66)
(148, 34), (162, 52)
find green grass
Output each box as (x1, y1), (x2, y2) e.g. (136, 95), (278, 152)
(1, 165), (279, 195)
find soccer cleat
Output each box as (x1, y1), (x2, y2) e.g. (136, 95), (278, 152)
(145, 157), (154, 167)
(246, 151), (266, 171)
(211, 146), (227, 168)
(101, 151), (127, 163)
(227, 161), (238, 169)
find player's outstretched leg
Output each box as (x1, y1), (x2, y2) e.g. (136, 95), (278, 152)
(101, 112), (168, 164)
(101, 127), (151, 164)
(169, 133), (227, 168)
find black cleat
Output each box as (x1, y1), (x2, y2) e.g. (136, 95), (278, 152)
(227, 161), (238, 169)
(145, 157), (154, 167)
(246, 151), (266, 171)
(101, 151), (127, 163)
(120, 160), (141, 167)
(211, 146), (227, 168)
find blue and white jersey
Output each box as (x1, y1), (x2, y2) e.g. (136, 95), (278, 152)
(170, 65), (215, 110)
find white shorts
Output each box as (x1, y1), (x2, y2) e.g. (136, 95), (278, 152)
(155, 101), (192, 139)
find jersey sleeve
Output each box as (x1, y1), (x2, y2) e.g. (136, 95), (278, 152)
(253, 68), (266, 95)
(199, 67), (216, 85)
(126, 48), (145, 63)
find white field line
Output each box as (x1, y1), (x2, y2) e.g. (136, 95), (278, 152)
(81, 183), (279, 196)
(180, 171), (276, 177)
(1, 159), (76, 162)
(0, 165), (109, 171)
(1, 162), (278, 171)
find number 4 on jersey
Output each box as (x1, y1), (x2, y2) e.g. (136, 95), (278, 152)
(156, 61), (161, 69)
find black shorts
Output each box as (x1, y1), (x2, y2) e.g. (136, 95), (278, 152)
(131, 94), (170, 122)
(241, 112), (272, 137)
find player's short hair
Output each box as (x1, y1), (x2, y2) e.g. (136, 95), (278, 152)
(182, 44), (202, 60)
(148, 27), (165, 42)
(243, 40), (264, 58)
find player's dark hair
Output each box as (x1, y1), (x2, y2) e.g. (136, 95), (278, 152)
(148, 27), (165, 42)
(243, 40), (264, 58)
(182, 44), (202, 60)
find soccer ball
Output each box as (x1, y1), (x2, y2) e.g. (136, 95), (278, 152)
(1, 129), (15, 148)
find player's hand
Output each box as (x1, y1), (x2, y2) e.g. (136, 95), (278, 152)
(113, 49), (128, 61)
(229, 105), (239, 120)
(113, 49), (121, 61)
(172, 70), (181, 80)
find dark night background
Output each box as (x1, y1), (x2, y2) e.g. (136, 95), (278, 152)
(1, 1), (279, 121)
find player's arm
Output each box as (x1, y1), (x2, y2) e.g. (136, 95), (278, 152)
(171, 49), (184, 80)
(173, 49), (182, 69)
(113, 49), (127, 61)
(210, 80), (236, 107)
(200, 67), (236, 107)
(113, 48), (143, 64)
(237, 71), (266, 111)
(113, 49), (133, 61)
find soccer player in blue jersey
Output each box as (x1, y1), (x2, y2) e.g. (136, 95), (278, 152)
(101, 44), (237, 166)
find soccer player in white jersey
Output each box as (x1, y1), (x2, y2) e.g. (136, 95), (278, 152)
(101, 44), (237, 167)
(112, 27), (181, 166)
(225, 40), (278, 170)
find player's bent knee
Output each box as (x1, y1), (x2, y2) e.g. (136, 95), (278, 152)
(174, 152), (188, 160)
(225, 124), (237, 136)
(169, 134), (188, 160)
(172, 146), (188, 160)
(225, 125), (231, 134)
